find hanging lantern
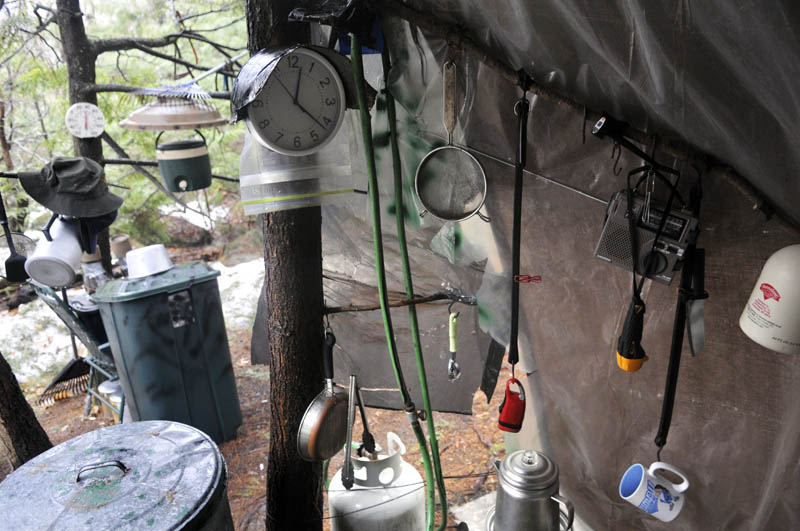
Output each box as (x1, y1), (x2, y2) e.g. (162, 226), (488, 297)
(120, 97), (227, 131)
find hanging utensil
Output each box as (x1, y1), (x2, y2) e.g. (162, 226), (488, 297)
(342, 374), (357, 490)
(0, 189), (28, 282)
(498, 92), (530, 432)
(447, 311), (462, 382)
(415, 61), (489, 223)
(355, 383), (376, 456)
(297, 331), (350, 461)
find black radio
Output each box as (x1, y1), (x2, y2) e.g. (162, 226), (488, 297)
(595, 190), (698, 284)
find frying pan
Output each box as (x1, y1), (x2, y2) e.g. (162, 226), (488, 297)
(297, 331), (350, 461)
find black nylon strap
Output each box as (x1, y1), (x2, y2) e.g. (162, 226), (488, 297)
(508, 96), (529, 366)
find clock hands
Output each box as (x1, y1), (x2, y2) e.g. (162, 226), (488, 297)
(294, 67), (302, 104)
(274, 75), (328, 131)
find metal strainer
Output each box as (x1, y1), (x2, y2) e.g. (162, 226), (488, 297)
(415, 61), (489, 222)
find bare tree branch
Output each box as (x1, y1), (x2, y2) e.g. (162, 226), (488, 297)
(0, 13), (56, 67)
(178, 4), (240, 23)
(175, 30), (245, 51)
(86, 83), (230, 100)
(127, 42), (223, 73)
(191, 16), (246, 34)
(93, 33), (180, 54)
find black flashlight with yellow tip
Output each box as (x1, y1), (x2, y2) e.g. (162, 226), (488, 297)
(617, 295), (648, 372)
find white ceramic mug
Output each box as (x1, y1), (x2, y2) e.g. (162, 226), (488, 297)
(619, 461), (689, 522)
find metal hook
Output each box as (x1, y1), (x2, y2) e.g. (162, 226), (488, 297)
(447, 300), (460, 317)
(656, 445), (663, 462)
(612, 142), (622, 176)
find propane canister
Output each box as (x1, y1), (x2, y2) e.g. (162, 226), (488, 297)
(328, 432), (425, 531)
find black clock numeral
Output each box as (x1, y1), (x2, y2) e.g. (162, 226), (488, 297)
(325, 97), (336, 106)
(309, 62), (315, 73)
(310, 130), (319, 141)
(288, 55), (299, 68)
(294, 136), (302, 148)
(251, 99), (264, 108)
(276, 132), (284, 141)
(258, 119), (270, 129)
(319, 76), (331, 87)
(323, 116), (332, 126)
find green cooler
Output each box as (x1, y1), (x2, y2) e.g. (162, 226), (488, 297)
(93, 262), (241, 443)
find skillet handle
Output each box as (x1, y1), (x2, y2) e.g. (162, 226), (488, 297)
(322, 331), (336, 380)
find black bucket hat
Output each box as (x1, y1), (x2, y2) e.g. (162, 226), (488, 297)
(19, 157), (123, 217)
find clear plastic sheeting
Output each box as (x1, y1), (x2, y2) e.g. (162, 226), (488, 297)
(318, 7), (800, 530)
(401, 0), (800, 227)
(238, 125), (355, 214)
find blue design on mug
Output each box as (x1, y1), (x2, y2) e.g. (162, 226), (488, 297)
(638, 480), (659, 514)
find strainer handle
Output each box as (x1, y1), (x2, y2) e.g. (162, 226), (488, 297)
(443, 61), (457, 142)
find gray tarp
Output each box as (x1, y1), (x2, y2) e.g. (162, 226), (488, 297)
(310, 3), (800, 529)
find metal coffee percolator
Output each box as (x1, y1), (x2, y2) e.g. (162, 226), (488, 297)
(486, 450), (574, 531)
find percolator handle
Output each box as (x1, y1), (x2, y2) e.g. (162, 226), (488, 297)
(551, 493), (574, 530)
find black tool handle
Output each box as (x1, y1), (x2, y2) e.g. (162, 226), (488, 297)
(322, 330), (336, 381)
(355, 385), (376, 454)
(509, 97), (529, 365)
(617, 296), (646, 359)
(0, 189), (15, 252)
(654, 245), (695, 448)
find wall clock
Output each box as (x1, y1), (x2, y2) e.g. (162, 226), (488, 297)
(244, 47), (347, 156)
(65, 102), (106, 138)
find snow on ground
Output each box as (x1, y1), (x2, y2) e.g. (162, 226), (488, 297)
(159, 201), (230, 231)
(0, 258), (264, 386)
(213, 258), (264, 331)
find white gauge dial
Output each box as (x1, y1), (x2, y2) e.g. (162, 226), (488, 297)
(245, 47), (346, 156)
(65, 102), (106, 138)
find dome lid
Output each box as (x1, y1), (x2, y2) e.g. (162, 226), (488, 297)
(120, 98), (227, 131)
(497, 450), (559, 492)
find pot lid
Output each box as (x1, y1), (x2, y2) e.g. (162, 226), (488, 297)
(0, 420), (224, 530)
(156, 139), (207, 151)
(498, 450), (559, 492)
(120, 98), (227, 131)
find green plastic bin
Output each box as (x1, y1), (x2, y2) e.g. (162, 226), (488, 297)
(93, 262), (242, 443)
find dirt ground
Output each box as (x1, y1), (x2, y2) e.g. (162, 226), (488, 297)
(10, 237), (512, 529)
(23, 324), (512, 529)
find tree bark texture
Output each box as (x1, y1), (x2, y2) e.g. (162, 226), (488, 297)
(0, 101), (12, 169)
(245, 1), (323, 529)
(56, 0), (111, 267)
(0, 352), (52, 476)
(262, 209), (324, 530)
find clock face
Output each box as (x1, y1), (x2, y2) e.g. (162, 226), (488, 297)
(245, 48), (346, 156)
(65, 102), (105, 138)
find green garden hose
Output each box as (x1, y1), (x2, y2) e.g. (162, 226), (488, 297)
(350, 34), (436, 531)
(381, 46), (449, 530)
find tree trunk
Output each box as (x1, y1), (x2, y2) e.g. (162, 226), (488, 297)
(245, 1), (324, 529)
(0, 352), (52, 479)
(0, 100), (50, 480)
(0, 101), (12, 169)
(56, 0), (111, 268)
